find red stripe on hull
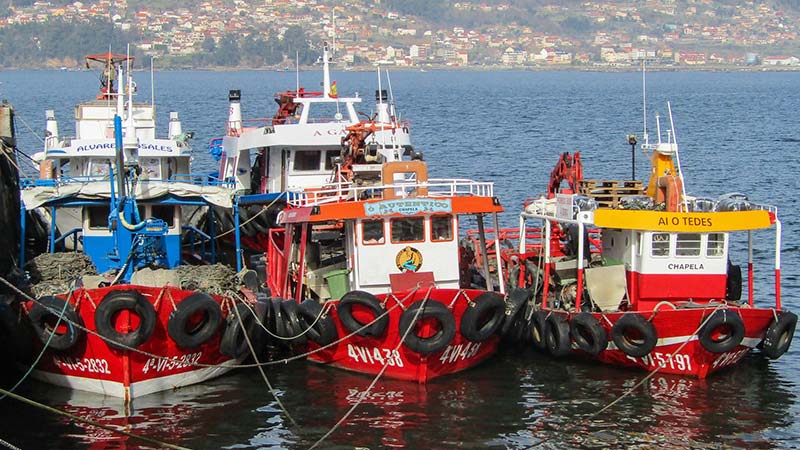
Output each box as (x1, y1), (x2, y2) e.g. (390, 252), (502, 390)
(307, 288), (499, 383)
(25, 285), (243, 398)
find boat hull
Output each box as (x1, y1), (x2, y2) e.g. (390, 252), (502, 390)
(562, 306), (774, 378)
(307, 288), (499, 383)
(22, 285), (257, 400)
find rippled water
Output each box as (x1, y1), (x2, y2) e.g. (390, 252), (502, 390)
(0, 68), (798, 449)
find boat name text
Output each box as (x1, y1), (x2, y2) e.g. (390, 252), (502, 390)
(658, 216), (712, 227)
(365, 199), (452, 216)
(668, 263), (705, 270)
(75, 143), (175, 152)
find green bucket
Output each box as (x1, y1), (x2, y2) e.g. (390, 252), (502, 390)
(323, 269), (350, 300)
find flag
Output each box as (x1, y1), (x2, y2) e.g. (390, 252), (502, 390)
(329, 81), (338, 98)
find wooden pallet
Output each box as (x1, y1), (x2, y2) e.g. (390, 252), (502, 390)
(579, 179), (644, 208)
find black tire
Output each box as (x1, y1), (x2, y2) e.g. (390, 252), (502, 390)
(545, 314), (571, 357)
(270, 297), (288, 339)
(501, 288), (531, 337)
(297, 299), (338, 346)
(726, 263), (742, 301)
(762, 312), (797, 359)
(531, 310), (549, 351)
(610, 313), (657, 358)
(570, 312), (608, 356)
(28, 296), (85, 352)
(399, 300), (456, 355)
(220, 302), (257, 358)
(460, 292), (505, 342)
(167, 293), (222, 349)
(698, 309), (746, 354)
(280, 300), (308, 345)
(337, 290), (389, 337)
(94, 291), (155, 350)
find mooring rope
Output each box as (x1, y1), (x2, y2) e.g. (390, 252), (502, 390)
(0, 283), (74, 401)
(0, 437), (21, 450)
(0, 386), (191, 450)
(233, 301), (298, 427)
(529, 303), (729, 448)
(307, 285), (434, 450)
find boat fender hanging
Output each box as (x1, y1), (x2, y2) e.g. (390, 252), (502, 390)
(398, 300), (456, 355)
(337, 290), (389, 337)
(297, 299), (338, 346)
(530, 310), (549, 351)
(280, 300), (308, 345)
(269, 297), (288, 339)
(95, 291), (157, 350)
(167, 293), (222, 349)
(726, 262), (743, 301)
(545, 313), (571, 357)
(610, 313), (658, 358)
(220, 302), (258, 358)
(460, 292), (506, 343)
(761, 311), (797, 359)
(500, 288), (531, 337)
(570, 312), (608, 356)
(697, 309), (746, 354)
(28, 296), (85, 351)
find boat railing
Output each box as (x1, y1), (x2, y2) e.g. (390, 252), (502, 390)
(181, 225), (216, 264)
(20, 173), (236, 188)
(288, 178), (494, 207)
(52, 227), (82, 253)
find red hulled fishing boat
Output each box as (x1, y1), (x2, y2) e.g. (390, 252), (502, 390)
(496, 106), (795, 378)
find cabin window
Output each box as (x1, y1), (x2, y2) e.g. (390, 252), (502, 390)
(293, 150), (322, 171)
(140, 158), (162, 179)
(676, 233), (702, 257)
(391, 217), (424, 243)
(651, 233), (670, 257)
(362, 219), (385, 245)
(324, 150), (340, 170)
(88, 158), (113, 178)
(151, 205), (176, 228)
(430, 215), (453, 241)
(88, 205), (110, 229)
(305, 103), (345, 122)
(707, 233), (725, 257)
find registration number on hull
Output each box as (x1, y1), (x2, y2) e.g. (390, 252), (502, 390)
(626, 351), (693, 372)
(347, 344), (404, 367)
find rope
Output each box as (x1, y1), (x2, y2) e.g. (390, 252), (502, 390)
(307, 286), (433, 450)
(0, 283), (75, 401)
(530, 303), (729, 447)
(233, 301), (297, 428)
(0, 386), (191, 450)
(0, 437), (20, 450)
(213, 193), (286, 240)
(13, 112), (45, 145)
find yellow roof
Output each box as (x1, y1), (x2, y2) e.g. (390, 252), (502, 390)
(592, 209), (775, 232)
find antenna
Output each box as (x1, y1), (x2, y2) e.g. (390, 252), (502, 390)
(332, 11), (336, 54)
(295, 50), (300, 94)
(642, 60), (648, 146)
(150, 56), (155, 111)
(667, 102), (689, 211)
(385, 69), (396, 122)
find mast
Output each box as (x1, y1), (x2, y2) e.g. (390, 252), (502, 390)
(322, 42), (332, 99)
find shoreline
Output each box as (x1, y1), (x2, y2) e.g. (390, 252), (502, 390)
(3, 64), (800, 73)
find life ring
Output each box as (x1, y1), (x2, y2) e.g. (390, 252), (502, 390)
(610, 313), (657, 358)
(460, 292), (505, 343)
(337, 290), (389, 337)
(94, 291), (156, 350)
(280, 300), (308, 345)
(570, 312), (608, 356)
(220, 302), (258, 358)
(697, 309), (745, 354)
(167, 293), (222, 349)
(761, 311), (797, 359)
(545, 313), (571, 357)
(27, 296), (83, 352)
(297, 299), (338, 346)
(500, 288), (531, 337)
(530, 310), (549, 351)
(399, 300), (456, 355)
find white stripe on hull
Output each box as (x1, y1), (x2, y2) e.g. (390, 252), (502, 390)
(606, 335), (762, 350)
(30, 359), (242, 399)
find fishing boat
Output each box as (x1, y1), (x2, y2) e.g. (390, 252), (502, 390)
(257, 136), (510, 382)
(15, 53), (267, 401)
(498, 106), (796, 378)
(208, 42), (414, 253)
